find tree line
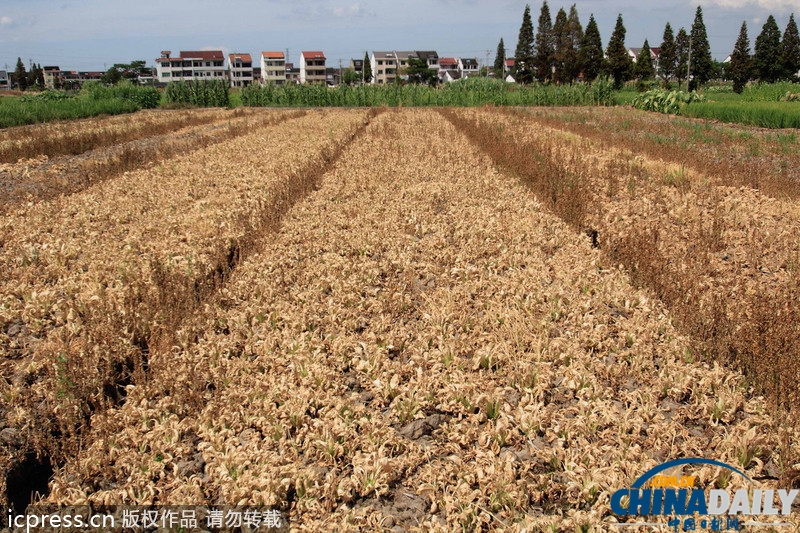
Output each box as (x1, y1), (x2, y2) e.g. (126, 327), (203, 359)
(499, 2), (800, 91)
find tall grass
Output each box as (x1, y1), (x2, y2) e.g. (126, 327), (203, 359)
(241, 77), (615, 107)
(0, 92), (139, 128)
(742, 81), (800, 102)
(683, 101), (800, 128)
(0, 82), (160, 128)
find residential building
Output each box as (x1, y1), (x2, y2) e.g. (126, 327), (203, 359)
(438, 57), (459, 83)
(416, 51), (440, 71)
(369, 50), (436, 84)
(505, 59), (516, 83)
(155, 50), (226, 83)
(43, 66), (61, 89)
(393, 51), (417, 81)
(0, 70), (8, 90)
(371, 51), (398, 84)
(261, 51), (286, 85)
(628, 47), (661, 75)
(350, 59), (364, 82)
(458, 58), (479, 78)
(228, 53), (253, 87)
(285, 63), (300, 84)
(299, 51), (326, 84)
(326, 67), (340, 86)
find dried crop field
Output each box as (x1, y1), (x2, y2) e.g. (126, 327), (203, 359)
(1, 107), (799, 532)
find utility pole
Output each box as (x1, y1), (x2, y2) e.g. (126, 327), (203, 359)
(686, 41), (692, 92)
(484, 50), (491, 77)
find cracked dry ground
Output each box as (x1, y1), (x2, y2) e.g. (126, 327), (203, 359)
(12, 109), (800, 532)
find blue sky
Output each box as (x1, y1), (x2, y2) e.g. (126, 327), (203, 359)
(1, 0), (799, 72)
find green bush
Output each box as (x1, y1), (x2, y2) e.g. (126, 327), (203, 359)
(631, 89), (706, 114)
(83, 81), (160, 109)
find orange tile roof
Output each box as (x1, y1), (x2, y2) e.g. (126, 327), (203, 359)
(302, 51), (326, 60)
(229, 53), (253, 62)
(262, 51), (285, 59)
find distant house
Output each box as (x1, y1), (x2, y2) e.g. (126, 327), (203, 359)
(458, 58), (479, 78)
(371, 51), (398, 84)
(228, 53), (254, 87)
(285, 63), (300, 84)
(43, 66), (61, 89)
(416, 51), (440, 71)
(628, 47), (661, 75)
(349, 58), (364, 82)
(394, 51), (418, 81)
(368, 50), (439, 84)
(261, 51), (286, 85)
(0, 70), (8, 90)
(155, 50), (226, 83)
(505, 59), (516, 83)
(326, 67), (341, 86)
(300, 51), (326, 84)
(438, 57), (459, 83)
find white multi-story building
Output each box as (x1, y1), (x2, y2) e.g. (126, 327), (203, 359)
(0, 70), (8, 90)
(228, 53), (253, 87)
(299, 51), (326, 84)
(155, 50), (226, 83)
(458, 58), (479, 78)
(261, 51), (286, 85)
(371, 51), (398, 85)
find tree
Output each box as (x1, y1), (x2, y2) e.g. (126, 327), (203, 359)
(659, 22), (677, 84)
(13, 58), (27, 91)
(782, 14), (800, 81)
(493, 38), (506, 79)
(730, 21), (752, 94)
(675, 27), (690, 90)
(578, 14), (603, 82)
(27, 63), (44, 90)
(534, 1), (555, 82)
(689, 6), (713, 90)
(564, 4), (584, 82)
(635, 40), (655, 81)
(552, 7), (569, 83)
(755, 15), (783, 83)
(606, 14), (632, 89)
(363, 52), (373, 84)
(102, 66), (123, 85)
(406, 57), (438, 86)
(515, 4), (536, 84)
(342, 68), (359, 86)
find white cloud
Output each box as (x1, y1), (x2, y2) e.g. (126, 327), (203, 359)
(698, 0), (800, 9)
(0, 16), (13, 26)
(330, 3), (376, 18)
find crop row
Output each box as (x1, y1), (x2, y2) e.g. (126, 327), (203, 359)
(38, 110), (800, 531)
(0, 108), (243, 163)
(443, 107), (800, 423)
(520, 106), (800, 200)
(0, 109), (309, 210)
(0, 109), (372, 509)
